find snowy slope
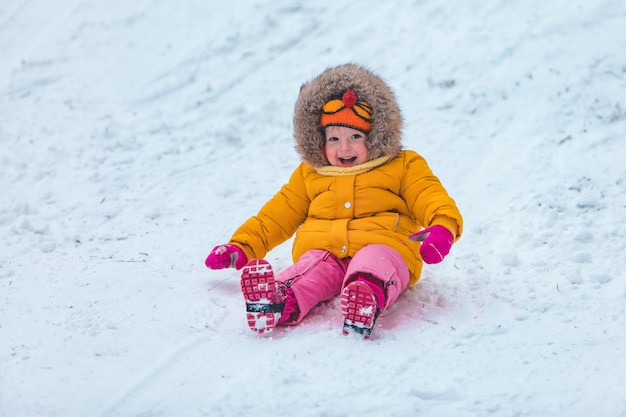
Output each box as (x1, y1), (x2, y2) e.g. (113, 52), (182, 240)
(1, 1), (625, 416)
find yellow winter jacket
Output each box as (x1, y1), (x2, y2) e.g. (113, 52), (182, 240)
(230, 150), (463, 285)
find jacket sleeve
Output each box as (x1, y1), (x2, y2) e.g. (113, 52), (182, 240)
(401, 151), (463, 240)
(229, 164), (311, 260)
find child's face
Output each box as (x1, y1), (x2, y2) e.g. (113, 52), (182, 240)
(324, 126), (369, 167)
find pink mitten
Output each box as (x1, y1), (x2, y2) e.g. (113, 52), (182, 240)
(205, 244), (248, 270)
(417, 225), (454, 264)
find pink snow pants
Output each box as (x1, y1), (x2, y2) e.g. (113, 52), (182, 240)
(276, 244), (410, 325)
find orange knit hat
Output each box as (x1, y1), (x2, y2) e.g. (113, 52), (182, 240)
(320, 90), (372, 133)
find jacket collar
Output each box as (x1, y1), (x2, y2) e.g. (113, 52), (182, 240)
(315, 156), (392, 177)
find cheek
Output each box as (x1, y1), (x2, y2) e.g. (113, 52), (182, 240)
(323, 144), (339, 163)
(358, 144), (369, 159)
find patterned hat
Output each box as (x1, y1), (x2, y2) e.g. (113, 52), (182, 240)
(320, 89), (372, 133)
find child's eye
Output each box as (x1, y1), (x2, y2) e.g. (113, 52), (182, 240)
(327, 136), (339, 142)
(351, 134), (364, 140)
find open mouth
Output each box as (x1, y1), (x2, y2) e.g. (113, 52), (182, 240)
(338, 157), (357, 165)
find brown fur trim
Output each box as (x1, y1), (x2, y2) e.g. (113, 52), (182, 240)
(293, 64), (403, 168)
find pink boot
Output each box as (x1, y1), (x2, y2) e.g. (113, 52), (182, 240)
(340, 275), (386, 337)
(240, 259), (299, 334)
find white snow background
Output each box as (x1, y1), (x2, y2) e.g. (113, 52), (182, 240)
(1, 1), (626, 416)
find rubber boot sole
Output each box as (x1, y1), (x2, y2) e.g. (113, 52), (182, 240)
(240, 259), (282, 334)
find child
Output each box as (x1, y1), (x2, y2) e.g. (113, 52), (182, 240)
(205, 63), (463, 337)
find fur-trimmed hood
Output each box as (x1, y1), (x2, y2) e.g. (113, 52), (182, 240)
(293, 64), (403, 168)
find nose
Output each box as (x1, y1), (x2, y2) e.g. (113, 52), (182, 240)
(339, 137), (352, 151)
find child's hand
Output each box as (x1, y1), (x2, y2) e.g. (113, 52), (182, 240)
(205, 244), (248, 270)
(417, 225), (454, 264)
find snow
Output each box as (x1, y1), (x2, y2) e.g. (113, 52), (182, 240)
(1, 1), (625, 416)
